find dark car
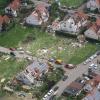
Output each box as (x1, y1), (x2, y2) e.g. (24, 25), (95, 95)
(62, 75), (68, 81)
(9, 48), (16, 51)
(54, 86), (59, 91)
(96, 51), (100, 55)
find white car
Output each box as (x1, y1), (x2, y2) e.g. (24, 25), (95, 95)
(83, 58), (91, 65)
(42, 89), (54, 100)
(83, 61), (87, 65)
(90, 56), (94, 60)
(92, 54), (97, 58)
(42, 94), (48, 100)
(84, 76), (90, 81)
(89, 63), (97, 70)
(47, 89), (54, 96)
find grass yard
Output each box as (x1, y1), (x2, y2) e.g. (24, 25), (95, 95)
(60, 0), (85, 7)
(0, 0), (10, 14)
(0, 24), (99, 64)
(0, 24), (33, 47)
(25, 28), (99, 64)
(0, 58), (28, 78)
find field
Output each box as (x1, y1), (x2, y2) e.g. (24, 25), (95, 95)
(0, 0), (99, 99)
(60, 0), (85, 7)
(0, 24), (33, 47)
(0, 25), (99, 65)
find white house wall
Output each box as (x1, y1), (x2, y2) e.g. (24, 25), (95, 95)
(84, 29), (99, 40)
(87, 0), (100, 11)
(26, 15), (42, 25)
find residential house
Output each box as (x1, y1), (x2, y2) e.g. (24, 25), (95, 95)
(87, 0), (100, 12)
(0, 16), (3, 32)
(84, 79), (96, 92)
(26, 4), (49, 26)
(82, 74), (100, 100)
(84, 18), (100, 41)
(51, 11), (89, 35)
(16, 60), (49, 85)
(82, 88), (100, 100)
(0, 15), (10, 32)
(5, 0), (20, 17)
(63, 81), (84, 96)
(47, 18), (60, 33)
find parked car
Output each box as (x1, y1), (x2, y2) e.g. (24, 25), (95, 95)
(47, 89), (54, 96)
(9, 48), (16, 51)
(53, 86), (59, 91)
(55, 59), (63, 65)
(42, 89), (54, 100)
(93, 54), (97, 58)
(84, 76), (90, 81)
(82, 73), (93, 79)
(42, 94), (48, 100)
(62, 75), (68, 81)
(64, 64), (76, 69)
(96, 51), (100, 55)
(83, 58), (91, 65)
(89, 63), (98, 70)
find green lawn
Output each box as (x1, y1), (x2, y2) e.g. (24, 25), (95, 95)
(0, 59), (28, 78)
(0, 24), (33, 47)
(25, 28), (99, 64)
(0, 0), (10, 14)
(60, 0), (85, 7)
(0, 23), (99, 64)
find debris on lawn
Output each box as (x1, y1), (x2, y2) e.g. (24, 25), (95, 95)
(3, 86), (14, 93)
(0, 78), (6, 83)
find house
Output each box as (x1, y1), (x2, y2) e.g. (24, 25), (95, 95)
(63, 81), (84, 96)
(0, 16), (3, 32)
(26, 4), (49, 26)
(87, 0), (100, 12)
(82, 88), (100, 100)
(82, 74), (100, 100)
(51, 11), (89, 35)
(5, 0), (20, 17)
(16, 60), (49, 85)
(0, 15), (10, 32)
(84, 18), (100, 41)
(84, 79), (96, 92)
(47, 18), (60, 33)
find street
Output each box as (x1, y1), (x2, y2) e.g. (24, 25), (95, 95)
(55, 54), (100, 97)
(0, 46), (33, 59)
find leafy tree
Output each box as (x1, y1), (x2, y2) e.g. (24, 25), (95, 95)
(50, 1), (59, 20)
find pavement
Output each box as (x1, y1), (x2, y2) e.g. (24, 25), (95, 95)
(55, 54), (100, 97)
(30, 0), (50, 7)
(0, 46), (33, 59)
(43, 53), (100, 100)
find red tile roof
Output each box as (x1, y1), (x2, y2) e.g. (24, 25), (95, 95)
(91, 18), (100, 34)
(0, 15), (3, 25)
(75, 11), (88, 20)
(9, 0), (20, 10)
(35, 4), (47, 14)
(94, 75), (100, 83)
(68, 82), (83, 90)
(0, 15), (10, 25)
(96, 0), (100, 5)
(3, 15), (10, 23)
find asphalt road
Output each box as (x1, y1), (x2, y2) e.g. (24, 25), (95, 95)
(55, 54), (100, 97)
(0, 46), (33, 59)
(30, 0), (50, 7)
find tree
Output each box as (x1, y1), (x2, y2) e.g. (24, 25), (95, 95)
(50, 1), (59, 20)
